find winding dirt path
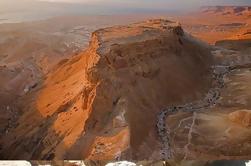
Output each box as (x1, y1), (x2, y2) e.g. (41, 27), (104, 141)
(157, 65), (231, 159)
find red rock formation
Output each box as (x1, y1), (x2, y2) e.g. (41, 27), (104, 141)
(229, 110), (251, 127)
(0, 19), (213, 160)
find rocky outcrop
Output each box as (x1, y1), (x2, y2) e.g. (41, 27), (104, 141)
(229, 110), (251, 127)
(78, 19), (213, 160)
(0, 19), (214, 160)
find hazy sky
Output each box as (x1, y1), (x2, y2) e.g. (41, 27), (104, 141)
(1, 0), (251, 11)
(37, 0), (251, 12)
(0, 0), (250, 23)
(37, 0), (251, 7)
(0, 0), (251, 23)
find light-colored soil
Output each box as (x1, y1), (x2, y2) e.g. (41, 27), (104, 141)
(168, 67), (251, 160)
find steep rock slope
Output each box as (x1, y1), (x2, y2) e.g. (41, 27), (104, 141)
(0, 19), (213, 160)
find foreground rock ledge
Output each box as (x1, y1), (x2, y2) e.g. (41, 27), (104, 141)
(0, 19), (213, 160)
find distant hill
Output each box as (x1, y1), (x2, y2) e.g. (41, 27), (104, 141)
(201, 6), (251, 16)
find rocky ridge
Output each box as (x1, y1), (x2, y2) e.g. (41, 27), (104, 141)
(0, 19), (214, 160)
(201, 6), (251, 16)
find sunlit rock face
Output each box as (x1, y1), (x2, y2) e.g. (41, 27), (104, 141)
(246, 161), (251, 166)
(106, 161), (136, 166)
(229, 110), (251, 127)
(0, 19), (213, 160)
(0, 161), (31, 166)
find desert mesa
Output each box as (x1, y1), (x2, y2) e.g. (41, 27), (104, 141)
(0, 6), (251, 162)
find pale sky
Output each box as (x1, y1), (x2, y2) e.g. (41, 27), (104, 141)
(37, 0), (251, 6)
(0, 0), (251, 17)
(1, 0), (251, 10)
(36, 0), (251, 10)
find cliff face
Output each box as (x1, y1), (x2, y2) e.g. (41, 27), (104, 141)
(0, 19), (213, 160)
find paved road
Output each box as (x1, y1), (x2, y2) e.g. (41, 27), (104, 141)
(156, 65), (231, 159)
